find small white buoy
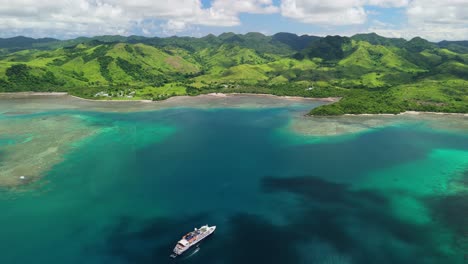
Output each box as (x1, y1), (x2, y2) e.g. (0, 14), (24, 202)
(19, 176), (26, 180)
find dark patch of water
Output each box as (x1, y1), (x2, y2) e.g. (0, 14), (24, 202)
(97, 176), (455, 264)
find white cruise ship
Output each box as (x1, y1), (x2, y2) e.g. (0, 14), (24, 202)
(170, 225), (216, 258)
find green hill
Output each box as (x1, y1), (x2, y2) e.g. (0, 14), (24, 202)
(0, 32), (466, 114)
(351, 33), (406, 47)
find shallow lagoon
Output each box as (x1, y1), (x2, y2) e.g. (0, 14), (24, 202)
(0, 94), (467, 263)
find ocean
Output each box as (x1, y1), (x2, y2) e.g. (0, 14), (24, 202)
(0, 95), (467, 263)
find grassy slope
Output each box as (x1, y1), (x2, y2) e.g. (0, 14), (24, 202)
(308, 40), (467, 115)
(0, 36), (466, 115)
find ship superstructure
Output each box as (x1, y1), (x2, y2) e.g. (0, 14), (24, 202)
(171, 225), (216, 258)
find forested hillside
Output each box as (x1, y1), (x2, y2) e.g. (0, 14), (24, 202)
(0, 32), (467, 115)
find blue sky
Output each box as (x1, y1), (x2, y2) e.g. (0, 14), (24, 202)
(0, 0), (466, 41)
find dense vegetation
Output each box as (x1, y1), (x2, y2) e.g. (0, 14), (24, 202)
(0, 32), (467, 115)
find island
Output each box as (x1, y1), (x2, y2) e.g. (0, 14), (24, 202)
(0, 32), (467, 115)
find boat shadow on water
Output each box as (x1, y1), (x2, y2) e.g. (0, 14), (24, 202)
(174, 244), (201, 262)
(181, 245), (201, 260)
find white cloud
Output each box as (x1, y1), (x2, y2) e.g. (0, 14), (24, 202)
(367, 0), (409, 8)
(280, 0), (367, 25)
(279, 0), (411, 26)
(280, 0), (468, 41)
(370, 0), (468, 41)
(0, 0), (279, 38)
(370, 19), (395, 28)
(407, 0), (468, 25)
(211, 0), (279, 14)
(0, 0), (466, 41)
(372, 26), (468, 41)
(157, 0), (279, 33)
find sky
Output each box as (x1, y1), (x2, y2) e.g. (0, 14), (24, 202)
(0, 0), (467, 41)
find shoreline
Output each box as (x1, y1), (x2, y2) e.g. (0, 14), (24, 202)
(343, 111), (468, 117)
(0, 92), (69, 96)
(1, 92), (466, 117)
(204, 93), (340, 102)
(0, 91), (340, 103)
(399, 111), (468, 117)
(68, 94), (153, 103)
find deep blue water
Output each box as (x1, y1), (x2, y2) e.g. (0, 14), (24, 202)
(0, 106), (467, 264)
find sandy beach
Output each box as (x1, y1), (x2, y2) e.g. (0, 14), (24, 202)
(0, 92), (340, 103)
(0, 92), (68, 96)
(205, 92), (340, 102)
(2, 92), (467, 117)
(343, 111), (468, 117)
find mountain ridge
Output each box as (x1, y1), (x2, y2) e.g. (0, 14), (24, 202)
(0, 32), (466, 115)
(1, 32), (466, 49)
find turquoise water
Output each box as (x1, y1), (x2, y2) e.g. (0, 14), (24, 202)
(0, 102), (467, 263)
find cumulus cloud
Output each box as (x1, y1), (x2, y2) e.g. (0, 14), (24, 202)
(280, 0), (468, 40)
(372, 25), (468, 41)
(407, 0), (468, 25)
(0, 1), (127, 37)
(0, 0), (466, 40)
(370, 0), (468, 40)
(367, 0), (409, 8)
(280, 0), (367, 25)
(279, 0), (411, 25)
(211, 0), (279, 14)
(0, 0), (278, 37)
(369, 24), (468, 42)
